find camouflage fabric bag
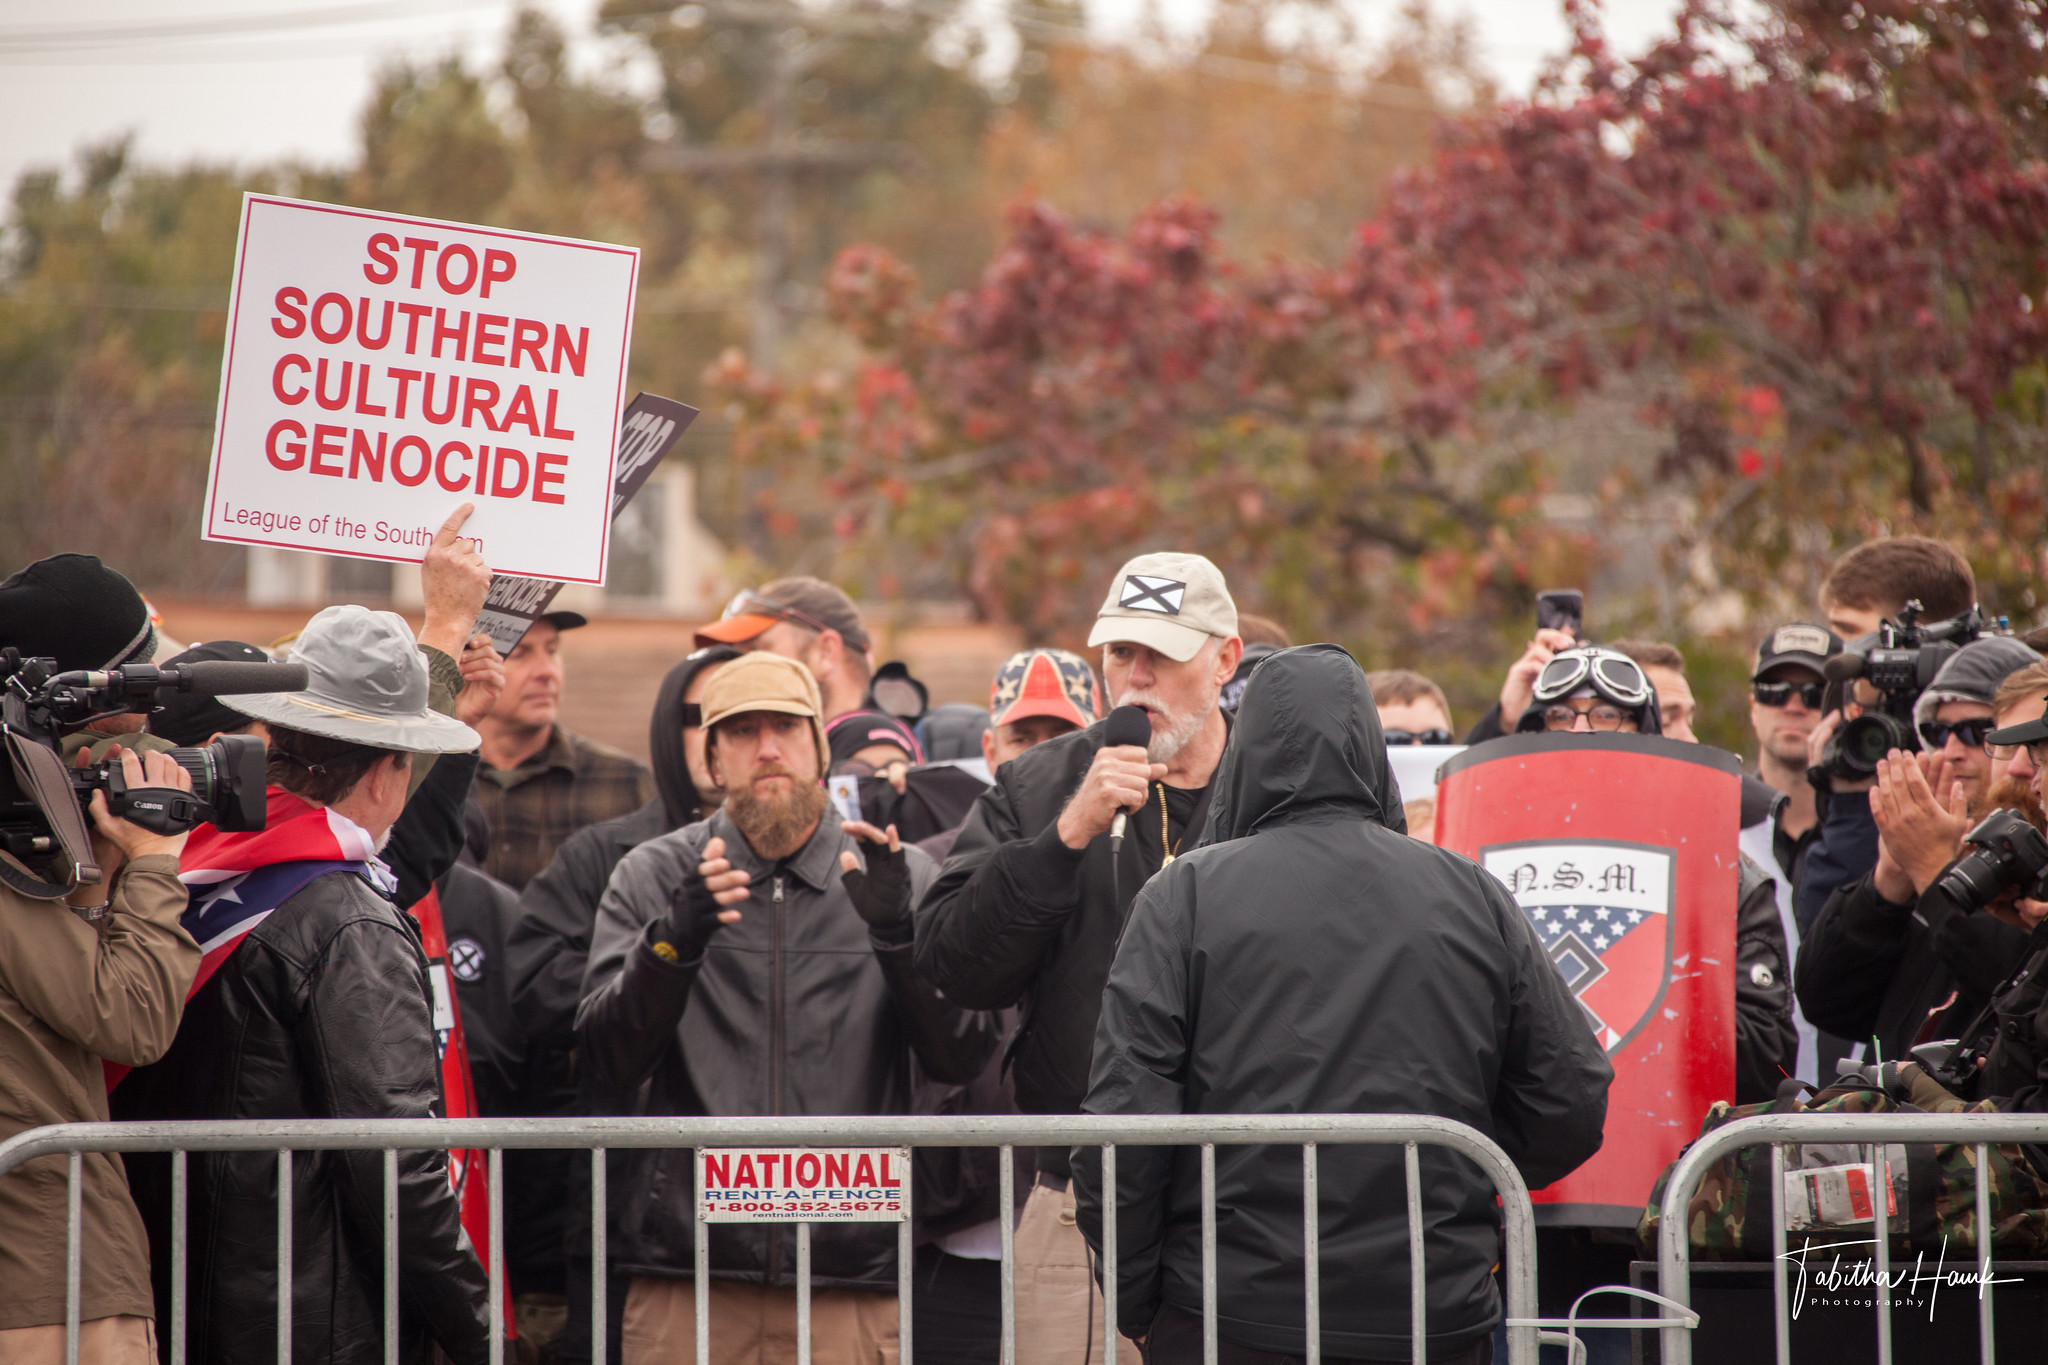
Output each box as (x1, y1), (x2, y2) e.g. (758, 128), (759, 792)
(1637, 1081), (2048, 1260)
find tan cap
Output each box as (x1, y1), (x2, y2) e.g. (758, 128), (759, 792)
(697, 651), (829, 766)
(1086, 552), (1238, 663)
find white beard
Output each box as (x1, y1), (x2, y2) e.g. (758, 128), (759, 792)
(1114, 689), (1214, 764)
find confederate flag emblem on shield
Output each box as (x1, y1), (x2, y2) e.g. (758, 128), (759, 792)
(1481, 839), (1676, 1056)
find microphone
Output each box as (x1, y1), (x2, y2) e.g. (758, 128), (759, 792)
(1822, 653), (1865, 684)
(1103, 704), (1152, 853)
(178, 660), (310, 695)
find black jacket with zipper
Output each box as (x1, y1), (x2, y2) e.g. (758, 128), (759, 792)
(1073, 645), (1613, 1357)
(575, 803), (999, 1288)
(115, 865), (490, 1365)
(915, 710), (1406, 1147)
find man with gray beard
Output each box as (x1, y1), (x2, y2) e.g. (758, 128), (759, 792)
(917, 554), (1372, 1365)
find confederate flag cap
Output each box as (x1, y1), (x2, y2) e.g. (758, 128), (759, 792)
(990, 648), (1100, 731)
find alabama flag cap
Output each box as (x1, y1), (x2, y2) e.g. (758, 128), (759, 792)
(990, 648), (1101, 730)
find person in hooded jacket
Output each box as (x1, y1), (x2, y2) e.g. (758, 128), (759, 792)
(500, 644), (738, 1364)
(1076, 645), (1614, 1364)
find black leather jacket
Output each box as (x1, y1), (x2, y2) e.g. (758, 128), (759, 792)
(115, 865), (490, 1365)
(577, 804), (998, 1288)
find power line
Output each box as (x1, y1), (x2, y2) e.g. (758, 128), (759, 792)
(0, 0), (503, 55)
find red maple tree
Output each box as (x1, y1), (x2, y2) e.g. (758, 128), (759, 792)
(713, 0), (2048, 704)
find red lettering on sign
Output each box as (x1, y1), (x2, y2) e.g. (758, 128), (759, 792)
(705, 1154), (730, 1187)
(364, 232), (399, 285)
(880, 1153), (900, 1189)
(436, 441), (473, 492)
(473, 314), (508, 366)
(357, 298), (394, 350)
(481, 248), (517, 298)
(489, 447), (529, 498)
(272, 287), (307, 339)
(533, 451), (567, 504)
(402, 237), (439, 290)
(350, 429), (387, 482)
(542, 389), (574, 439)
(310, 292), (352, 345)
(795, 1154), (821, 1187)
(438, 244), (479, 295)
(510, 319), (547, 371)
(551, 324), (587, 377)
(310, 425), (346, 477)
(500, 386), (540, 436)
(824, 1154), (848, 1187)
(733, 1155), (756, 1186)
(391, 436), (431, 487)
(273, 354), (309, 405)
(354, 365), (387, 418)
(266, 419), (307, 470)
(314, 359), (352, 412)
(462, 378), (501, 432)
(853, 1154), (876, 1188)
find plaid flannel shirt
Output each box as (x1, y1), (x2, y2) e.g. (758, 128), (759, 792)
(474, 726), (654, 891)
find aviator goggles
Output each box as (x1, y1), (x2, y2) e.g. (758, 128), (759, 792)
(1531, 648), (1652, 709)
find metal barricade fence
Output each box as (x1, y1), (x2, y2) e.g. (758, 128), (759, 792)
(0, 1112), (1641, 1365)
(1655, 1111), (2048, 1365)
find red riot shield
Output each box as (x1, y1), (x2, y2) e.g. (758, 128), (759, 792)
(1434, 734), (1741, 1226)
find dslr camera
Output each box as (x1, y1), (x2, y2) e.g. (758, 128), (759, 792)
(1819, 600), (1986, 781)
(1936, 808), (2048, 911)
(1, 648), (301, 895)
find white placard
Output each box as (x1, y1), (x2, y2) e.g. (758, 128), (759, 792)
(697, 1146), (908, 1223)
(203, 194), (639, 583)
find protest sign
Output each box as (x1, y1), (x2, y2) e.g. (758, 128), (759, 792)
(696, 1146), (908, 1223)
(473, 392), (698, 654)
(203, 194), (639, 583)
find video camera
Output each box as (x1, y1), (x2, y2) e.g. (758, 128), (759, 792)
(1, 648), (306, 896)
(1818, 600), (1986, 780)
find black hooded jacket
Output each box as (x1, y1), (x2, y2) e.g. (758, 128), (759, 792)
(1073, 646), (1613, 1357)
(916, 676), (1406, 1150)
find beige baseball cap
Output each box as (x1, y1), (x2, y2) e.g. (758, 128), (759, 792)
(1086, 552), (1239, 663)
(697, 651), (830, 767)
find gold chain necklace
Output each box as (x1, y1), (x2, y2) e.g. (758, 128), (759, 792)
(1159, 783), (1181, 866)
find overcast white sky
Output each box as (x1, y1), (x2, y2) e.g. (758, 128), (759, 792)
(0, 0), (1686, 200)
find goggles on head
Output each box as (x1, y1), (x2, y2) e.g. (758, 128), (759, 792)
(1532, 647), (1652, 710)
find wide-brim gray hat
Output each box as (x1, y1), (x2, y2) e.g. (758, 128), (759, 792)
(224, 604), (480, 753)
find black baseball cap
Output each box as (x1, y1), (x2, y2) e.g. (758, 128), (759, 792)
(1753, 622), (1842, 681)
(1988, 700), (2048, 748)
(150, 640), (273, 744)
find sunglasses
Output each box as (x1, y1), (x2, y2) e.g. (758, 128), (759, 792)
(1533, 650), (1651, 707)
(1918, 717), (1998, 752)
(1383, 728), (1454, 746)
(1542, 702), (1632, 732)
(1753, 680), (1825, 710)
(720, 590), (835, 638)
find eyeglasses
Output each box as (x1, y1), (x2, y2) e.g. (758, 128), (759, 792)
(1533, 650), (1651, 707)
(720, 590), (834, 638)
(1918, 717), (1998, 752)
(1990, 739), (2048, 765)
(1542, 702), (1631, 732)
(1383, 728), (1454, 746)
(1753, 680), (1825, 710)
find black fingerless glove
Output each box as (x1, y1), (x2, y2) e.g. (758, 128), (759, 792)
(842, 840), (912, 941)
(653, 865), (728, 963)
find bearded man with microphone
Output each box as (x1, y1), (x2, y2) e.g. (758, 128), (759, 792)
(921, 553), (1323, 1364)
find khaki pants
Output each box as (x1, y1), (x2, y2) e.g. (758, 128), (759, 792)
(0, 1315), (156, 1365)
(622, 1276), (897, 1365)
(1015, 1180), (1141, 1365)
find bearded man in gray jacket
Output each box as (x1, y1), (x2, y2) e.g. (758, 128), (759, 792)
(577, 651), (997, 1365)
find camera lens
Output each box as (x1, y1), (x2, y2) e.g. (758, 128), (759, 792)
(1831, 713), (1909, 779)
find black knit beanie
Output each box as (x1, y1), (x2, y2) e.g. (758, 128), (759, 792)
(0, 553), (157, 672)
